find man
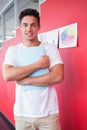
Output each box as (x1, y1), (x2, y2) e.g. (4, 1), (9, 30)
(2, 8), (64, 130)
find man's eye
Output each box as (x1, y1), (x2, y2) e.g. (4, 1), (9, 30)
(32, 24), (36, 27)
(23, 24), (27, 27)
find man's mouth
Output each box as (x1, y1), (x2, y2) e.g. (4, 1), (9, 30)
(26, 33), (33, 37)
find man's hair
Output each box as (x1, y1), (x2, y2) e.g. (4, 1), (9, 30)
(19, 8), (40, 26)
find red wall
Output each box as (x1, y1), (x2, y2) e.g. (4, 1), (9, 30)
(39, 0), (87, 130)
(0, 0), (87, 129)
(0, 28), (22, 124)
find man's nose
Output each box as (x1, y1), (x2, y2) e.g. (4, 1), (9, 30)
(27, 25), (32, 31)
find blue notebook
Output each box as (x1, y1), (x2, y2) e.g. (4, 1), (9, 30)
(17, 45), (47, 90)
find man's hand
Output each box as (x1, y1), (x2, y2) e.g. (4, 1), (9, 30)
(17, 77), (29, 85)
(37, 55), (50, 69)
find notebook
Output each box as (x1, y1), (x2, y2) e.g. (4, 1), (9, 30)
(17, 45), (48, 90)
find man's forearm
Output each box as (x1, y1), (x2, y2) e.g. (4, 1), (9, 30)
(17, 64), (64, 86)
(3, 62), (40, 81)
(26, 72), (63, 86)
(3, 55), (50, 81)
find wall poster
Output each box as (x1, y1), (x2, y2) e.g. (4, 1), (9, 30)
(59, 23), (77, 48)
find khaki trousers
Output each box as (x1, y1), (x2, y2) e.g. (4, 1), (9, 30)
(14, 114), (61, 130)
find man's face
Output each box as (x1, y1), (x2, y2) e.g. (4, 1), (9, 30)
(20, 16), (40, 42)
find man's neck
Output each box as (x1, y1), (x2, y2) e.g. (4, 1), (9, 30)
(23, 39), (41, 47)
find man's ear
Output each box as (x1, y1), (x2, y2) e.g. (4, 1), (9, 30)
(38, 25), (41, 30)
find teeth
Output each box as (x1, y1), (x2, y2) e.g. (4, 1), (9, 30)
(26, 34), (32, 36)
(28, 33), (32, 35)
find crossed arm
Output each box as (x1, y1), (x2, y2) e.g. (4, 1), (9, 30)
(2, 55), (64, 86)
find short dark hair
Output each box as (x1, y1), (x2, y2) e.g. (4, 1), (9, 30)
(19, 8), (40, 26)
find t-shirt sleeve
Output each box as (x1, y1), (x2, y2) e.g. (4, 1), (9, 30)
(45, 44), (63, 68)
(3, 46), (17, 66)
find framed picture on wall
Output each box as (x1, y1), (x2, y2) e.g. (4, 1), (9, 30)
(59, 23), (77, 48)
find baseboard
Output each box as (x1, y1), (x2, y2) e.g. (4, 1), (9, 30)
(0, 111), (15, 130)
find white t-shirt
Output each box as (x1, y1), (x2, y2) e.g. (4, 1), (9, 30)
(3, 42), (63, 118)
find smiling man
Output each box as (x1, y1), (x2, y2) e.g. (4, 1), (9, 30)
(2, 8), (64, 130)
